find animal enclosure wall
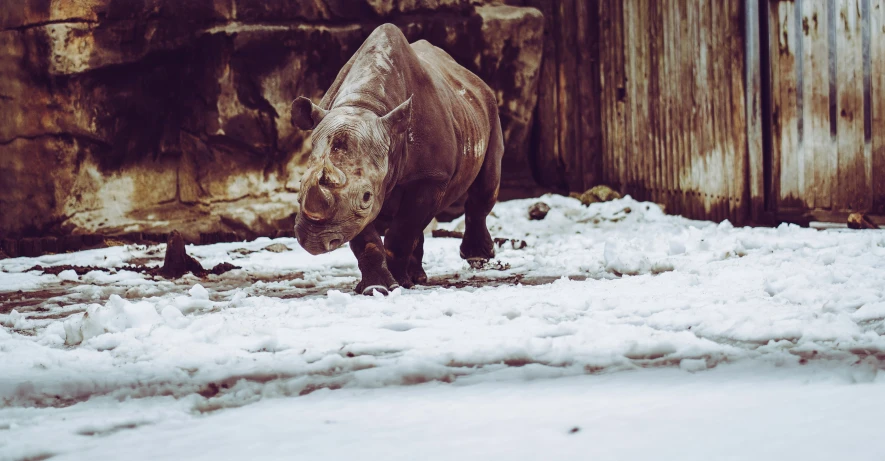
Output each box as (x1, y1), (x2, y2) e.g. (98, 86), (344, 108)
(768, 0), (885, 218)
(532, 0), (885, 225)
(598, 0), (753, 224)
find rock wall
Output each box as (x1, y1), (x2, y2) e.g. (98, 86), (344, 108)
(0, 0), (543, 241)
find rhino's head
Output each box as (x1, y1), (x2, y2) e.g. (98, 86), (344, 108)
(290, 96), (412, 255)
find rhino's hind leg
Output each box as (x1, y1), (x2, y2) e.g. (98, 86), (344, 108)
(408, 234), (428, 285)
(350, 223), (400, 295)
(460, 119), (503, 264)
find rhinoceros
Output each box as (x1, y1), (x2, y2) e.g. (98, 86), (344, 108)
(291, 23), (503, 295)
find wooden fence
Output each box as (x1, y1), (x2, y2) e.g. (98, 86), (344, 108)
(599, 0), (754, 224)
(768, 0), (885, 220)
(525, 0), (885, 225)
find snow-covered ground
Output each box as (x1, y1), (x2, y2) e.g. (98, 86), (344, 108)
(2, 195), (885, 460)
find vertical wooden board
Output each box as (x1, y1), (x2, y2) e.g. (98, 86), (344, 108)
(676, 0), (692, 217)
(745, 0), (765, 221)
(629, 0), (651, 202)
(527, 0), (562, 189)
(600, 0), (627, 193)
(836, 0), (866, 211)
(801, 0), (833, 209)
(648, 0), (662, 205)
(555, 0), (579, 192)
(612, 0), (627, 193)
(695, 0), (712, 218)
(864, 0), (873, 212)
(666, 0), (682, 215)
(599, 0), (614, 188)
(641, 2), (652, 203)
(598, 0), (612, 186)
(873, 0), (885, 213)
(727, 0), (748, 223)
(624, 0), (638, 194)
(711, 0), (727, 221)
(687, 0), (701, 219)
(665, 0), (675, 214)
(768, 0), (783, 210)
(707, 0), (731, 222)
(777, 0), (801, 208)
(576, 0), (601, 190)
(663, 0), (676, 214)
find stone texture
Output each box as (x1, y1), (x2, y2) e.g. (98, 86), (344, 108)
(0, 0), (543, 240)
(570, 185), (622, 206)
(160, 230), (206, 278)
(527, 201), (549, 220)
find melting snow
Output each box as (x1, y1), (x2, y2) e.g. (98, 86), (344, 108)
(2, 195), (885, 460)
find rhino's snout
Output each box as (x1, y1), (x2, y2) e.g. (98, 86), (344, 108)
(295, 225), (343, 255)
(325, 238), (342, 252)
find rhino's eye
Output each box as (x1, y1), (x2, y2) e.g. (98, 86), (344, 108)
(360, 191), (372, 210)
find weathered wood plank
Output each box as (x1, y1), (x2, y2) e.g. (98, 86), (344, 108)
(648, 0), (663, 206)
(599, 0), (627, 192)
(528, 0), (562, 190)
(576, 0), (602, 190)
(745, 0), (765, 221)
(873, 0), (885, 213)
(687, 0), (701, 219)
(712, 0), (729, 222)
(727, 0), (748, 223)
(624, 0), (638, 195)
(664, 0), (680, 215)
(665, 0), (678, 215)
(696, 0), (713, 218)
(863, 0), (873, 213)
(628, 0), (651, 202)
(598, 0), (611, 187)
(598, 0), (613, 188)
(677, 0), (693, 218)
(835, 0), (866, 211)
(777, 0), (801, 209)
(616, 2), (630, 192)
(800, 0), (832, 209)
(768, 0), (783, 211)
(556, 0), (579, 192)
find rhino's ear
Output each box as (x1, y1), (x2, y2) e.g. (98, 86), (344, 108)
(381, 96), (412, 136)
(291, 96), (328, 131)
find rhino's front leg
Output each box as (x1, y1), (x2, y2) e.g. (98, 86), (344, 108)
(349, 223), (399, 296)
(384, 185), (444, 289)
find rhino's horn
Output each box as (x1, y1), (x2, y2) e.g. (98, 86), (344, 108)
(320, 158), (347, 188)
(302, 180), (335, 222)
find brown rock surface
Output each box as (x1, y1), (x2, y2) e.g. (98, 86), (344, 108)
(160, 230), (206, 278)
(527, 201), (550, 220)
(848, 213), (879, 230)
(0, 1), (543, 240)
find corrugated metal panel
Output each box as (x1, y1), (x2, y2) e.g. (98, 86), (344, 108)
(538, 0), (884, 224)
(873, 0), (885, 214)
(768, 0), (883, 216)
(598, 0), (750, 224)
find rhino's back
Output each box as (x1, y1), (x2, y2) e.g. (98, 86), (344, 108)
(411, 40), (496, 130)
(410, 40), (496, 181)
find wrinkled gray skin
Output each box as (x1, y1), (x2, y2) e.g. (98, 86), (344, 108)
(292, 24), (503, 295)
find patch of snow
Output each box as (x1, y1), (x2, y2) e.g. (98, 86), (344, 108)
(2, 195), (885, 458)
(57, 269), (79, 282)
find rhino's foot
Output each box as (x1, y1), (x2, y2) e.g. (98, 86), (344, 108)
(408, 264), (428, 285)
(358, 284), (401, 296)
(394, 275), (415, 290)
(460, 230), (495, 262)
(465, 257), (490, 269)
(459, 245), (495, 262)
(355, 270), (400, 296)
